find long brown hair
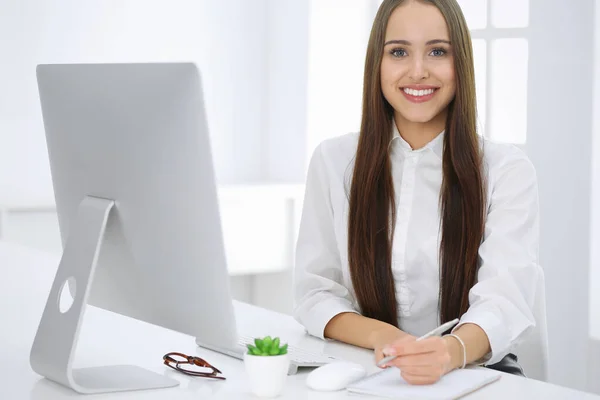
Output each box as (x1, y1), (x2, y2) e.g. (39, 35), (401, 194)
(348, 0), (485, 327)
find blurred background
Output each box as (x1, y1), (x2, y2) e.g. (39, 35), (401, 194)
(0, 0), (598, 395)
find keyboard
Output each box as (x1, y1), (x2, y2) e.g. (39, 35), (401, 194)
(238, 335), (337, 365)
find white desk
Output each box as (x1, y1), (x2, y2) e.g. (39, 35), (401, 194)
(1, 241), (599, 400)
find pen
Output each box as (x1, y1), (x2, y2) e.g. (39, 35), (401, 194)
(376, 318), (460, 367)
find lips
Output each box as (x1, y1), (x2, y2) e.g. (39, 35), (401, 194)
(401, 87), (439, 103)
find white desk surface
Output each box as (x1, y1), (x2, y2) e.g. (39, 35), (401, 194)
(1, 241), (599, 400)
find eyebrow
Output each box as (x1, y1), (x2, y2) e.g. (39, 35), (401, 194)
(384, 39), (451, 47)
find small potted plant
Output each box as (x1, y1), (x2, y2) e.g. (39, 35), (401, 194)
(244, 336), (290, 398)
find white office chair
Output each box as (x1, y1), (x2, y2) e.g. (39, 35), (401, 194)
(512, 267), (549, 381)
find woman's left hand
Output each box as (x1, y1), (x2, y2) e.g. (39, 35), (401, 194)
(381, 336), (455, 385)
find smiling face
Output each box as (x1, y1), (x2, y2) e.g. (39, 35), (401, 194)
(380, 0), (456, 132)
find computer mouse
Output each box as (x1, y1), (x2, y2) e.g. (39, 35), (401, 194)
(305, 361), (367, 392)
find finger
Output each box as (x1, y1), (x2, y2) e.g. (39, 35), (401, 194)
(401, 371), (441, 386)
(381, 336), (416, 357)
(386, 337), (445, 357)
(375, 348), (393, 368)
(396, 364), (446, 378)
(390, 352), (451, 369)
(389, 353), (439, 367)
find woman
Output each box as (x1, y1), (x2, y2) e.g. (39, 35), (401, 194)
(293, 0), (540, 385)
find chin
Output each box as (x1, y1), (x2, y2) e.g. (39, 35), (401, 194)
(398, 112), (438, 124)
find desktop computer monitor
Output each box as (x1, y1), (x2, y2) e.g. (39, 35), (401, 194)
(31, 62), (335, 395)
(30, 63), (238, 394)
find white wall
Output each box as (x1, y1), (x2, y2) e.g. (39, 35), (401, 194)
(589, 0), (600, 393)
(0, 0), (309, 315)
(0, 0), (309, 207)
(591, 0), (600, 342)
(265, 1), (310, 182)
(306, 0), (370, 156)
(527, 0), (594, 391)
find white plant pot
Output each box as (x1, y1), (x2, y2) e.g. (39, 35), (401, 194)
(244, 353), (290, 398)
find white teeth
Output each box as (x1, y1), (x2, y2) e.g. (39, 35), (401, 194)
(403, 88), (435, 96)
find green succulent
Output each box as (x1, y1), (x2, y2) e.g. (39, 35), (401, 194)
(246, 336), (288, 356)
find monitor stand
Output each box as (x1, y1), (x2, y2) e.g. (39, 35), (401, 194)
(29, 195), (179, 394)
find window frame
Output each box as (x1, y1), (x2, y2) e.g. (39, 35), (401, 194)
(469, 0), (530, 143)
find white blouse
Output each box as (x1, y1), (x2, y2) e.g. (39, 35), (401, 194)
(293, 123), (542, 365)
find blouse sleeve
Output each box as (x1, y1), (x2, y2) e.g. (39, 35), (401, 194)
(292, 143), (359, 338)
(452, 149), (542, 365)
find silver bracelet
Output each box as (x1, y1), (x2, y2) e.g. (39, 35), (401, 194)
(446, 334), (467, 369)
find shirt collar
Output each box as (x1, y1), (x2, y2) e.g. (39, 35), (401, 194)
(389, 121), (444, 159)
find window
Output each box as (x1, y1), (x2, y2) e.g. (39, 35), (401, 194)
(306, 0), (530, 163)
(489, 38), (529, 143)
(460, 0), (530, 144)
(490, 0), (529, 28)
(306, 0), (376, 157)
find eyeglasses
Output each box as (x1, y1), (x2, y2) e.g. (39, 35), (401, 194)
(163, 352), (226, 380)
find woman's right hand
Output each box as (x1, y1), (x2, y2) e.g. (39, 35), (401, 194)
(370, 326), (415, 368)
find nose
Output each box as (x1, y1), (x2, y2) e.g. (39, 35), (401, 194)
(408, 57), (429, 81)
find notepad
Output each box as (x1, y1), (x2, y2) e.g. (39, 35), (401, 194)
(347, 367), (501, 400)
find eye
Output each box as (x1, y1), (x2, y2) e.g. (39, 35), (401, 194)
(390, 48), (407, 58)
(430, 48), (447, 57)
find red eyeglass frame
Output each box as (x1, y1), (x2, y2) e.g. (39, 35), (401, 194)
(163, 352), (226, 380)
